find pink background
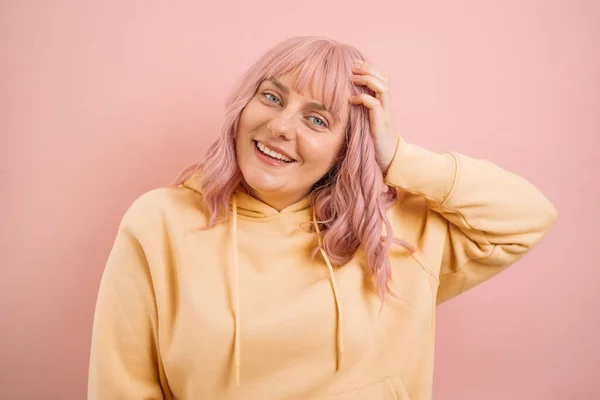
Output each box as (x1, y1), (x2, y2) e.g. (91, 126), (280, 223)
(2, 0), (598, 399)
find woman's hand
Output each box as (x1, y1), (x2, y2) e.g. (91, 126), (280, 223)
(349, 60), (400, 174)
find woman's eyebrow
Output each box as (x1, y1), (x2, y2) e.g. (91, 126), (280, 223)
(307, 102), (328, 113)
(266, 79), (289, 95)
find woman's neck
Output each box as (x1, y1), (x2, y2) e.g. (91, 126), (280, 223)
(238, 181), (309, 212)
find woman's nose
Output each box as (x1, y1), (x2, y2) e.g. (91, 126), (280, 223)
(267, 111), (297, 140)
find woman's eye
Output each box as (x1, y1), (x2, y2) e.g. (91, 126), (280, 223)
(309, 116), (327, 127)
(264, 93), (281, 105)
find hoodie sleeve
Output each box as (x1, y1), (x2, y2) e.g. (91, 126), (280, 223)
(384, 137), (557, 304)
(88, 226), (165, 399)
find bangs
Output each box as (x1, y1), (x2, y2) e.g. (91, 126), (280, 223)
(260, 41), (356, 126)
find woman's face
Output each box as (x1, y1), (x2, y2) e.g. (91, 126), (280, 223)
(235, 73), (349, 210)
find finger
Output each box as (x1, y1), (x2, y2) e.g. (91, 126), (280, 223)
(351, 74), (392, 114)
(348, 93), (386, 134)
(352, 60), (389, 84)
(351, 74), (389, 94)
(349, 92), (382, 108)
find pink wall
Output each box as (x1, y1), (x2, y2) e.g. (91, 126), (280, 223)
(2, 0), (598, 398)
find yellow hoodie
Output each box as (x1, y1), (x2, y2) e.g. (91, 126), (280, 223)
(88, 138), (557, 400)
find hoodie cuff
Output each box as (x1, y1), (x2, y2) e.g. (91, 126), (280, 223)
(384, 136), (458, 207)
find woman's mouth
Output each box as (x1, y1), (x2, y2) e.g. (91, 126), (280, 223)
(254, 141), (295, 165)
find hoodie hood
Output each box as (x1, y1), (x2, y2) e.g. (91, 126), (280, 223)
(181, 174), (313, 219)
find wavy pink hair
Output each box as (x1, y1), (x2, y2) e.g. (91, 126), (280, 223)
(174, 36), (413, 298)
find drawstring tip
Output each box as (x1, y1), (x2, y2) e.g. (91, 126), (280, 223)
(336, 349), (344, 371)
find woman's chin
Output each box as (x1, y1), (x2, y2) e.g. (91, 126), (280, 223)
(241, 173), (286, 196)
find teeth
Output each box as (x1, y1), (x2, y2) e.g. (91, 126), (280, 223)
(256, 142), (293, 162)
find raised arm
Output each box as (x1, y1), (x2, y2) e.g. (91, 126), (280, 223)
(385, 137), (557, 303)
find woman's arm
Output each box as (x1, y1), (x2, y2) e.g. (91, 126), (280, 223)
(385, 137), (558, 304)
(88, 226), (166, 399)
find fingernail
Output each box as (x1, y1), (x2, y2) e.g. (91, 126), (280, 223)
(353, 60), (363, 69)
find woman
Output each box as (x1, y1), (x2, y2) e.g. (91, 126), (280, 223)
(88, 36), (557, 399)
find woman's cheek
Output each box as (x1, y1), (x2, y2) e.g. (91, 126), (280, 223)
(301, 134), (343, 170)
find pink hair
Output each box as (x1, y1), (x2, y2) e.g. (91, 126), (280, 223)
(174, 36), (413, 298)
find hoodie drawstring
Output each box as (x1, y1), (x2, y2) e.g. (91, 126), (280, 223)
(232, 195), (241, 386)
(229, 194), (344, 387)
(313, 209), (345, 371)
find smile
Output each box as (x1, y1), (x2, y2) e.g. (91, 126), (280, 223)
(255, 141), (295, 163)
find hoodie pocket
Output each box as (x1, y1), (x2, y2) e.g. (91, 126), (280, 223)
(316, 375), (410, 400)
